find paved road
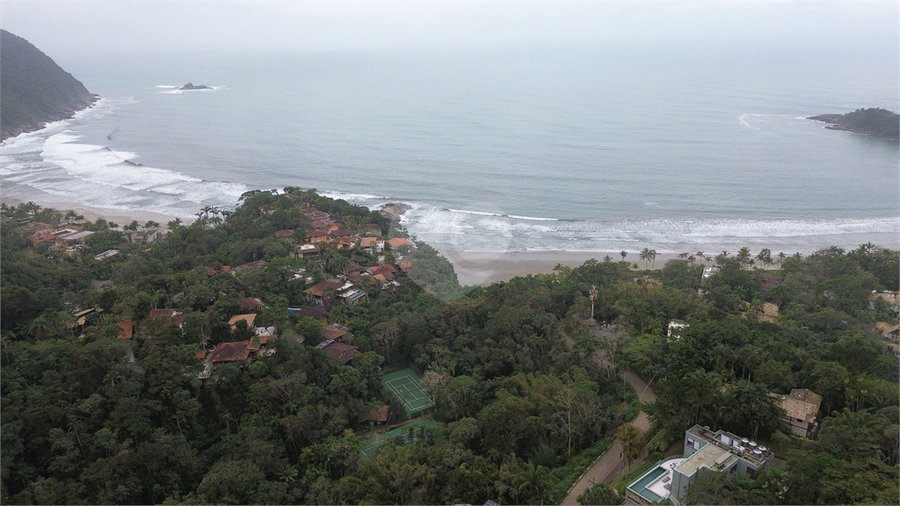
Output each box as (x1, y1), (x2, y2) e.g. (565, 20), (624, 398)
(559, 328), (657, 505)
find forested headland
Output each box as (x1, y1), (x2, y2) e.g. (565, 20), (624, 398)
(0, 30), (98, 141)
(1, 191), (898, 505)
(809, 108), (900, 140)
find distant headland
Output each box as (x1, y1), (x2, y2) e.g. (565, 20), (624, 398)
(179, 83), (213, 91)
(808, 108), (899, 140)
(0, 30), (98, 141)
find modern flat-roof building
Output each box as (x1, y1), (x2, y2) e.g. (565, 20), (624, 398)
(625, 425), (774, 505)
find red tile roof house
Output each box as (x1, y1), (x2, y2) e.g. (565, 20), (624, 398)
(386, 237), (415, 249)
(367, 264), (398, 281)
(229, 314), (258, 329)
(275, 229), (295, 239)
(309, 230), (331, 243)
(398, 259), (413, 273)
(116, 320), (137, 339)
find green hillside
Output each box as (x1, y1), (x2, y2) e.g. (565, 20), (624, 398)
(0, 29), (97, 141)
(809, 108), (900, 140)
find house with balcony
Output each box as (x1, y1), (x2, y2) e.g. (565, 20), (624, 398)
(770, 388), (822, 438)
(625, 425), (774, 505)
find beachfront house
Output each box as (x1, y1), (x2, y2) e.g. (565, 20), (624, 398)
(625, 425), (774, 505)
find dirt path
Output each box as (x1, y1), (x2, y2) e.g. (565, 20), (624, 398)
(559, 324), (656, 505)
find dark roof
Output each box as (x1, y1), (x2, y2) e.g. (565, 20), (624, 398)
(324, 324), (351, 341)
(325, 342), (358, 364)
(209, 341), (251, 364)
(304, 279), (345, 297)
(239, 297), (264, 310)
(148, 308), (177, 319)
(275, 229), (295, 238)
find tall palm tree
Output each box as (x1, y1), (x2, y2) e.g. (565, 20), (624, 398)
(620, 250), (628, 262)
(639, 248), (651, 269)
(649, 249), (658, 269)
(737, 247), (751, 267)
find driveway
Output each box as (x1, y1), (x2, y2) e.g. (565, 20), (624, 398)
(559, 326), (656, 505)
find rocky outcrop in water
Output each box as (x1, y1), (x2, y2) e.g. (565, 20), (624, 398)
(379, 203), (412, 221)
(179, 83), (212, 91)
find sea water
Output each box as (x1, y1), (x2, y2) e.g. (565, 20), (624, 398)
(1, 44), (897, 256)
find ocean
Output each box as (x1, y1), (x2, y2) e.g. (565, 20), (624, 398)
(1, 44), (898, 257)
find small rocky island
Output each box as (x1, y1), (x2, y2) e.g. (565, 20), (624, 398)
(808, 108), (899, 140)
(179, 82), (212, 91)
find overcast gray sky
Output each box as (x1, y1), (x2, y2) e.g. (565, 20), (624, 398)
(1, 1), (897, 57)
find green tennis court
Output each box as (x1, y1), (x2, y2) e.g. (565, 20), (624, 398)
(382, 368), (435, 417)
(359, 419), (439, 458)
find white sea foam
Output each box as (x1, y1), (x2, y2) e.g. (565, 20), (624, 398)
(3, 128), (246, 218)
(402, 206), (900, 255)
(319, 190), (392, 203)
(738, 113), (760, 130)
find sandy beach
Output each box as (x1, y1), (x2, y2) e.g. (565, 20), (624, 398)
(0, 196), (179, 230)
(445, 249), (687, 286)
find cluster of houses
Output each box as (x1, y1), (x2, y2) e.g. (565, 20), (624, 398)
(28, 225), (95, 255)
(109, 294), (369, 381)
(283, 206), (417, 261)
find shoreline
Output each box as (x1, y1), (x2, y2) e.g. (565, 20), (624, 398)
(2, 195), (893, 289)
(0, 196), (179, 230)
(447, 250), (689, 286)
(446, 248), (808, 286)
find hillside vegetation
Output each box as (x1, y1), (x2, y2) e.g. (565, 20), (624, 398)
(1, 193), (898, 505)
(0, 29), (97, 141)
(809, 108), (900, 140)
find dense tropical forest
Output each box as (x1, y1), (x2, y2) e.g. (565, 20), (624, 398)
(1, 190), (897, 505)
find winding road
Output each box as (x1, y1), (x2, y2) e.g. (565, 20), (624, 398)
(559, 325), (657, 505)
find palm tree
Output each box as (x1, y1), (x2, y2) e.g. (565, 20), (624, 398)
(737, 247), (751, 267)
(649, 249), (658, 269)
(620, 250), (628, 262)
(639, 248), (651, 269)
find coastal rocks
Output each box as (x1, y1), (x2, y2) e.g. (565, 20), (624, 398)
(379, 203), (411, 221)
(179, 83), (212, 91)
